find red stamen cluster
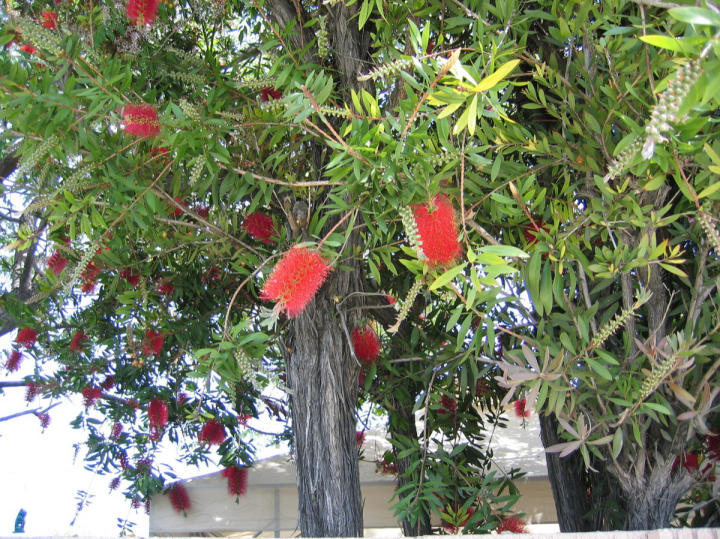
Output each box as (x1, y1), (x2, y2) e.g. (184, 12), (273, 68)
(126, 0), (160, 25)
(514, 398), (530, 418)
(237, 413), (252, 426)
(69, 330), (87, 352)
(111, 422), (124, 439)
(82, 386), (103, 407)
(260, 87), (282, 102)
(20, 44), (36, 54)
(378, 458), (398, 475)
(142, 330), (164, 356)
(439, 395), (457, 417)
(16, 328), (38, 349)
(523, 220), (548, 245)
(120, 268), (140, 287)
(171, 197), (186, 218)
(221, 466), (248, 497)
(260, 246), (331, 318)
(37, 412), (51, 429)
(81, 262), (101, 293)
(351, 325), (381, 363)
(121, 104), (160, 138)
(157, 282), (175, 295)
(25, 382), (40, 403)
(242, 212), (276, 244)
(148, 399), (169, 440)
(40, 11), (59, 29)
(411, 194), (461, 267)
(47, 250), (68, 276)
(195, 205), (210, 219)
(5, 350), (22, 372)
(167, 483), (191, 514)
(118, 451), (129, 470)
(109, 477), (121, 491)
(355, 431), (366, 446)
(496, 516), (527, 534)
(198, 419), (226, 445)
(100, 375), (115, 390)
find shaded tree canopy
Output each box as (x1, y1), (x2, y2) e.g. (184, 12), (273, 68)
(1, 0), (719, 535)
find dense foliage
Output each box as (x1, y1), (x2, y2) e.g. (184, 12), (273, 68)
(1, 0), (719, 534)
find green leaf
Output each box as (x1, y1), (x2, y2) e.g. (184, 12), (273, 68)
(611, 428), (623, 460)
(697, 180), (720, 200)
(638, 35), (684, 52)
(659, 262), (688, 278)
(669, 7), (720, 27)
(429, 263), (467, 291)
(473, 60), (520, 92)
(586, 357), (613, 381)
(477, 245), (529, 258)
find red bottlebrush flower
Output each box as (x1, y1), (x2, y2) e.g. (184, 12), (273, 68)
(150, 146), (170, 162)
(145, 499), (151, 515)
(81, 279), (97, 293)
(136, 457), (152, 474)
(120, 268), (141, 287)
(131, 497), (141, 509)
(20, 44), (36, 54)
(82, 386), (103, 407)
(260, 86), (282, 102)
(157, 281), (175, 295)
(148, 399), (169, 440)
(100, 375), (115, 390)
(37, 412), (51, 429)
(16, 328), (38, 349)
(378, 458), (398, 475)
(496, 516), (527, 534)
(351, 325), (381, 363)
(475, 378), (490, 397)
(142, 329), (165, 356)
(126, 0), (160, 25)
(425, 39), (436, 55)
(5, 350), (22, 372)
(355, 431), (366, 446)
(221, 466), (248, 497)
(118, 451), (129, 470)
(121, 104), (160, 138)
(167, 483), (191, 514)
(111, 422), (124, 439)
(109, 477), (121, 491)
(674, 452), (701, 474)
(242, 212), (276, 244)
(69, 330), (87, 352)
(202, 266), (221, 284)
(170, 197), (186, 218)
(523, 221), (548, 245)
(25, 382), (40, 403)
(385, 294), (396, 305)
(237, 413), (252, 426)
(81, 262), (101, 293)
(195, 205), (210, 219)
(47, 250), (68, 276)
(198, 419), (226, 445)
(411, 194), (461, 267)
(40, 11), (59, 29)
(260, 246), (331, 318)
(176, 392), (188, 406)
(514, 398), (531, 418)
(439, 395), (457, 417)
(358, 370), (366, 387)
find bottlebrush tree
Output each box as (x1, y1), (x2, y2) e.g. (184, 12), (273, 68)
(1, 0), (719, 535)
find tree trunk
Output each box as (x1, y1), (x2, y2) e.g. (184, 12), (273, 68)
(287, 268), (364, 537)
(539, 413), (595, 532)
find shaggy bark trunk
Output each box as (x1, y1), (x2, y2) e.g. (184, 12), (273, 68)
(539, 413), (594, 531)
(286, 268), (364, 537)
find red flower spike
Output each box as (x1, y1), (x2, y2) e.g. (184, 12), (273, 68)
(198, 419), (226, 445)
(260, 246), (331, 318)
(47, 250), (68, 276)
(40, 11), (59, 29)
(351, 325), (381, 363)
(195, 205), (210, 219)
(168, 483), (191, 514)
(120, 268), (140, 287)
(707, 434), (720, 462)
(20, 44), (36, 54)
(100, 375), (115, 390)
(496, 516), (527, 534)
(25, 382), (40, 403)
(260, 86), (282, 102)
(121, 104), (160, 138)
(355, 431), (366, 446)
(148, 399), (169, 440)
(514, 398), (531, 418)
(411, 194), (461, 267)
(242, 212), (276, 244)
(237, 413), (252, 426)
(523, 220), (549, 245)
(150, 146), (170, 163)
(439, 395), (457, 417)
(37, 412), (51, 429)
(126, 0), (160, 25)
(170, 197), (186, 218)
(385, 294), (396, 305)
(6, 350), (22, 372)
(157, 282), (175, 295)
(82, 386), (102, 407)
(111, 422), (123, 439)
(16, 328), (38, 349)
(69, 330), (87, 352)
(142, 329), (165, 356)
(109, 477), (121, 491)
(118, 451), (129, 470)
(221, 466), (248, 497)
